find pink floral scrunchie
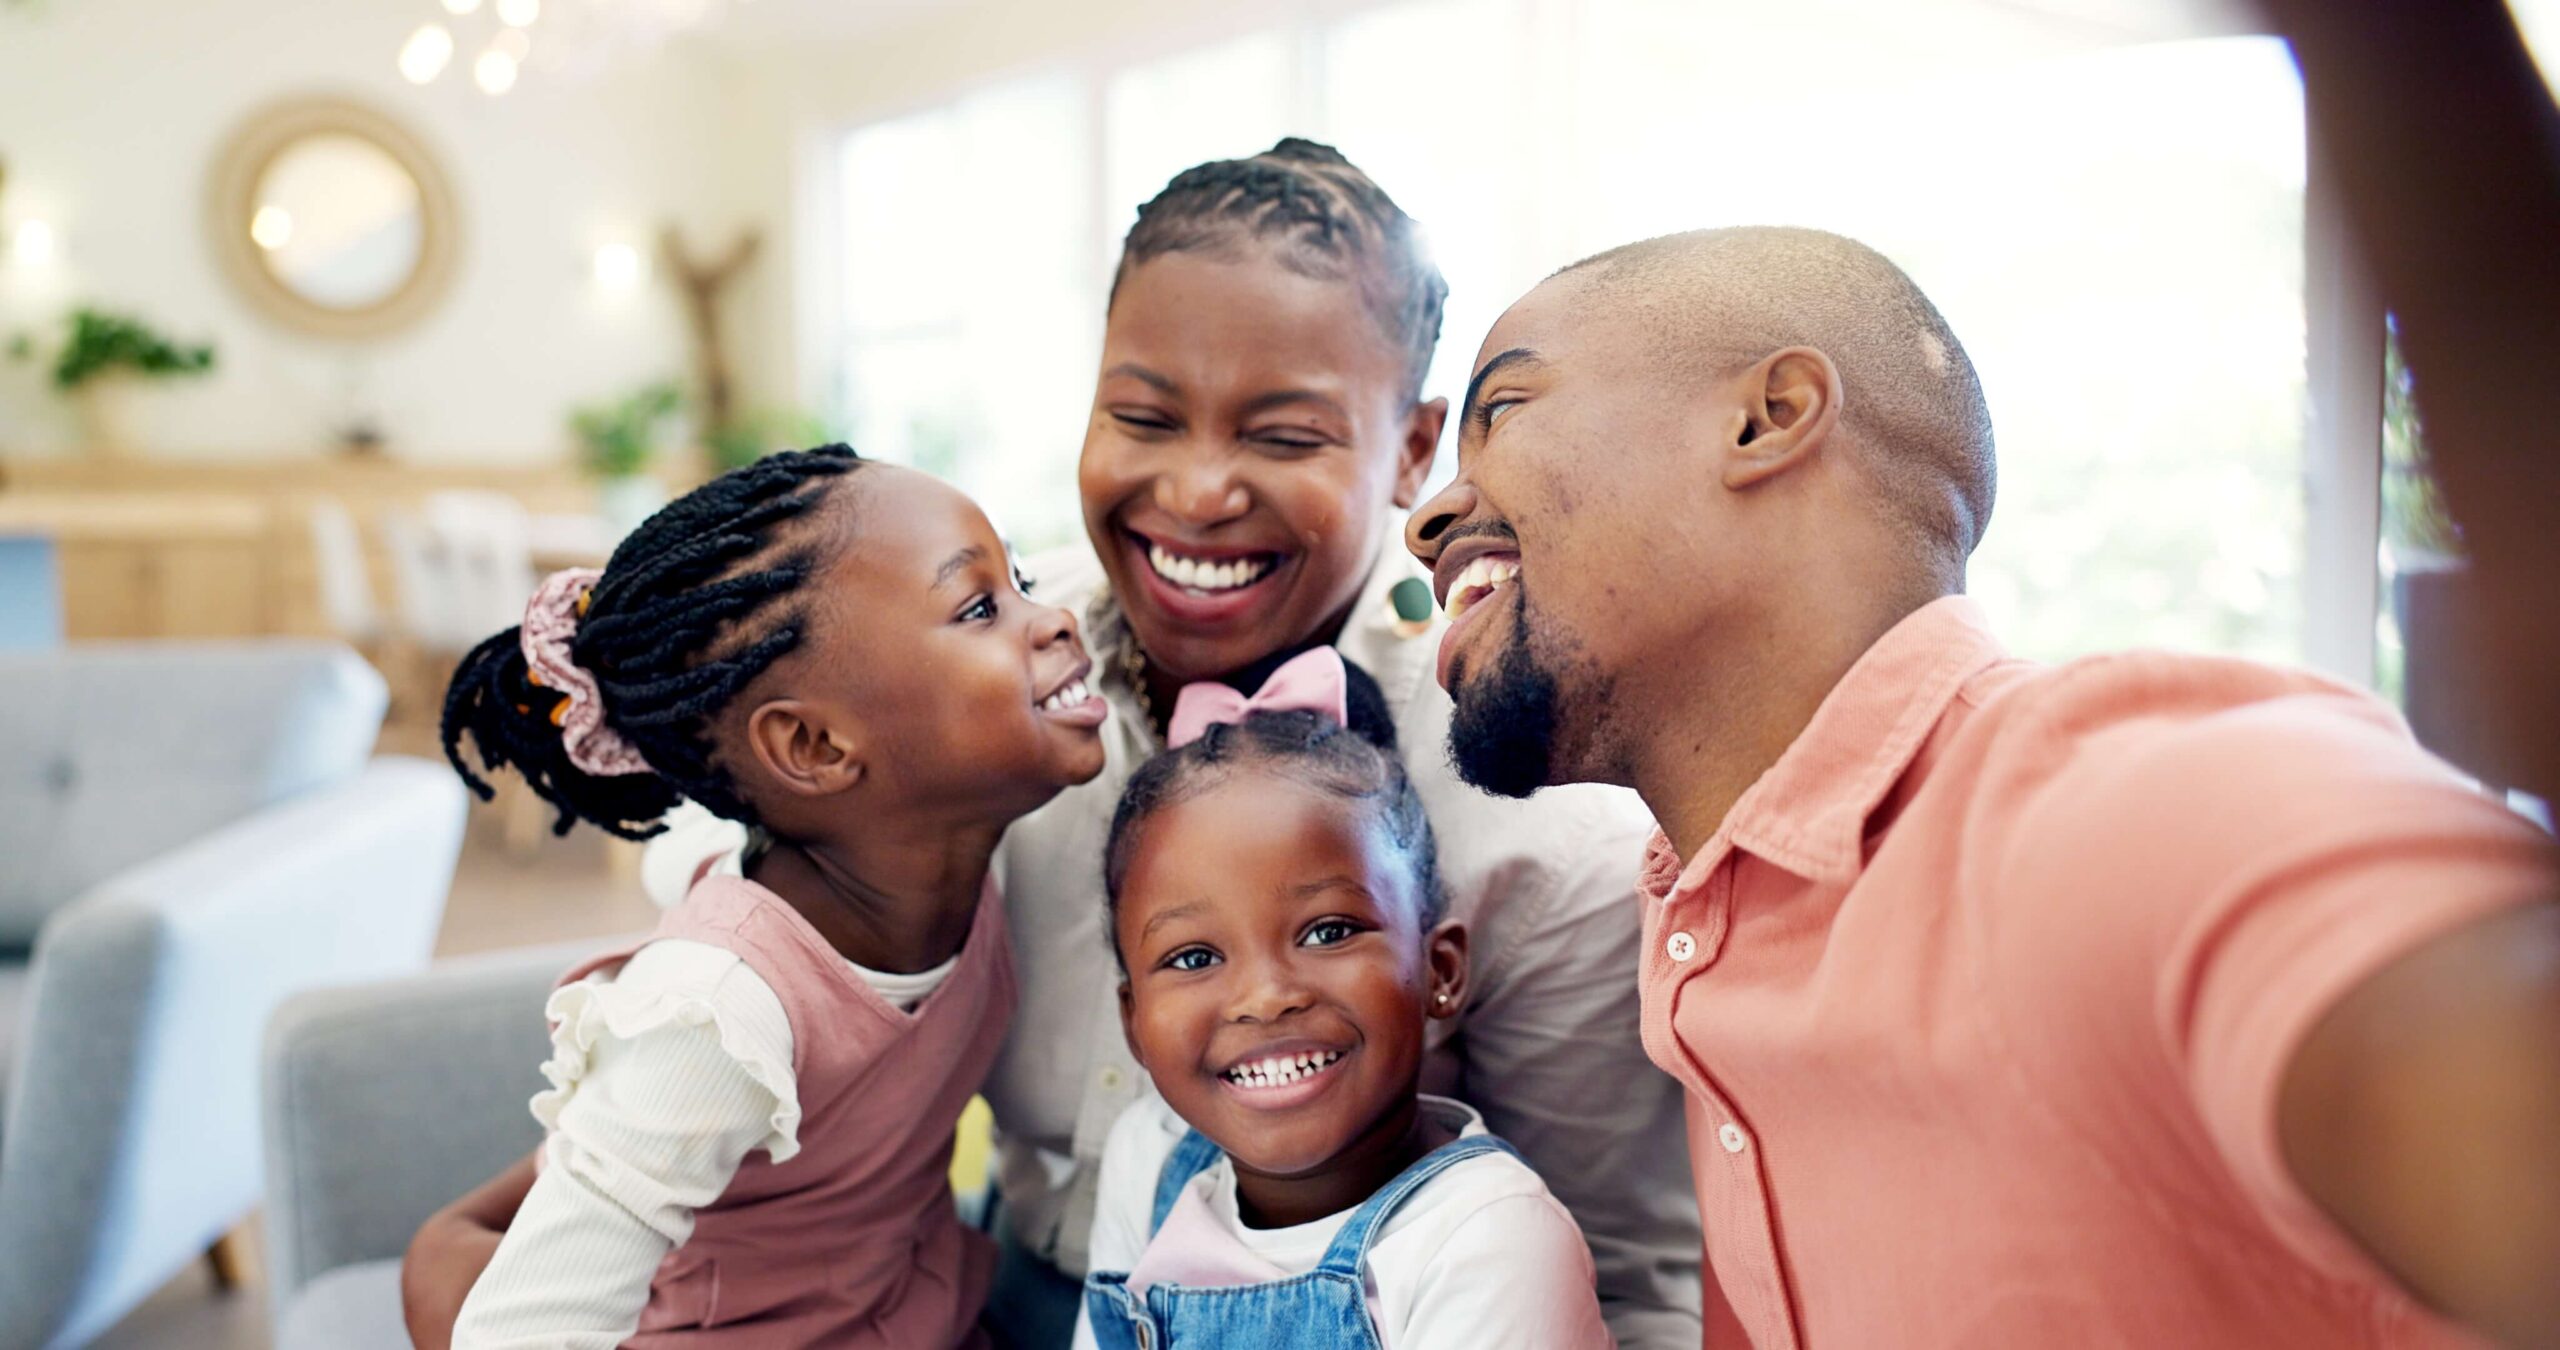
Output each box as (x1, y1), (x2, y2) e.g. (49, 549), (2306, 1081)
(519, 567), (653, 778)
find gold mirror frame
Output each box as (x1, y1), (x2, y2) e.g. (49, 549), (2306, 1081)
(207, 96), (462, 341)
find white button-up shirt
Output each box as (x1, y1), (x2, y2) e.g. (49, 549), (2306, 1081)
(987, 533), (1701, 1348)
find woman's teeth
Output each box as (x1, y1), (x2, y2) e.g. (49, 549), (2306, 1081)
(1038, 678), (1091, 713)
(1147, 542), (1274, 593)
(1220, 1049), (1345, 1088)
(1445, 555), (1521, 621)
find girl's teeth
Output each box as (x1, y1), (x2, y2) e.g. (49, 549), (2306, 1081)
(1040, 678), (1090, 713)
(1224, 1049), (1343, 1087)
(1148, 543), (1272, 593)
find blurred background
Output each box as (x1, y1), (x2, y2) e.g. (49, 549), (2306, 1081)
(0, 0), (2553, 1345)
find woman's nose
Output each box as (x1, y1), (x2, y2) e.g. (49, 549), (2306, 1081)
(1154, 456), (1250, 528)
(1406, 478), (1477, 569)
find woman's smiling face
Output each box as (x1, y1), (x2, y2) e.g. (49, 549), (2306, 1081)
(1080, 248), (1445, 684)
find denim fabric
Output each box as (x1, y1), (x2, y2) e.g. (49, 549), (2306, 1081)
(1083, 1130), (1521, 1350)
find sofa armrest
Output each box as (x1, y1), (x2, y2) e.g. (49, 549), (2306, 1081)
(0, 756), (466, 1350)
(261, 937), (614, 1319)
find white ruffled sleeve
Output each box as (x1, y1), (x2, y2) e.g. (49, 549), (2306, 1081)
(451, 939), (800, 1350)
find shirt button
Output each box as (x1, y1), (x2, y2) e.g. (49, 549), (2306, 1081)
(1718, 1122), (1749, 1154)
(1099, 1066), (1126, 1091)
(1665, 931), (1697, 962)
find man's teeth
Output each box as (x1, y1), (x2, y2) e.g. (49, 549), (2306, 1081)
(1220, 1049), (1345, 1088)
(1038, 678), (1091, 713)
(1148, 543), (1274, 593)
(1444, 555), (1521, 621)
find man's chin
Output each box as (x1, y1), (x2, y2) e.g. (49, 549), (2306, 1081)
(1447, 649), (1564, 800)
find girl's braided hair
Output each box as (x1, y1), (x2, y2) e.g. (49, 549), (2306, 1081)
(439, 445), (865, 840)
(1113, 137), (1448, 403)
(1103, 658), (1445, 965)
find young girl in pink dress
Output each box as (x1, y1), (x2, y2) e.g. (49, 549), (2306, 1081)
(434, 446), (1109, 1347)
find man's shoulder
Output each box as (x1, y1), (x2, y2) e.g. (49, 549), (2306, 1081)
(1966, 648), (2429, 805)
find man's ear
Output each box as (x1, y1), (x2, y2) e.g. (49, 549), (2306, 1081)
(1392, 396), (1450, 509)
(741, 699), (867, 799)
(1724, 346), (1842, 492)
(1424, 918), (1470, 1021)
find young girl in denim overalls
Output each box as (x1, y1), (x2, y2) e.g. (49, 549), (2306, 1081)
(1072, 650), (1614, 1350)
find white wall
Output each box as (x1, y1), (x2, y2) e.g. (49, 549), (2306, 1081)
(0, 0), (767, 462)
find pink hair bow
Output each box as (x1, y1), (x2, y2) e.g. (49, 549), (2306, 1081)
(519, 567), (652, 778)
(1166, 647), (1350, 749)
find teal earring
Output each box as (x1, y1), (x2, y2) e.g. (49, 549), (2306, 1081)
(1388, 576), (1435, 639)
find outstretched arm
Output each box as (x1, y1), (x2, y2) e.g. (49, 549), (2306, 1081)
(2281, 901), (2560, 1349)
(2258, 0), (2560, 800)
(402, 1153), (537, 1350)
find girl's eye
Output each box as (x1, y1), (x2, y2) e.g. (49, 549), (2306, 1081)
(1013, 567), (1036, 597)
(1301, 919), (1362, 947)
(958, 594), (998, 623)
(1247, 430), (1327, 457)
(1162, 946), (1220, 973)
(1484, 398), (1523, 427)
(1111, 409), (1178, 435)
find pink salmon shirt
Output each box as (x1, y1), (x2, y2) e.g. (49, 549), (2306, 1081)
(1638, 596), (2551, 1350)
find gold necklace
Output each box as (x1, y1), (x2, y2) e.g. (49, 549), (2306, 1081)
(1118, 630), (1157, 730)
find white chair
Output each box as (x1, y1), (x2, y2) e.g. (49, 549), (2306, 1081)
(304, 499), (384, 648)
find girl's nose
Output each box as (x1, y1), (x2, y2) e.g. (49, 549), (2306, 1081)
(1228, 953), (1316, 1025)
(1030, 599), (1081, 651)
(1154, 456), (1250, 528)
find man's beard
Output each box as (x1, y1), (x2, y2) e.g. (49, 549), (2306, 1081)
(1447, 595), (1565, 799)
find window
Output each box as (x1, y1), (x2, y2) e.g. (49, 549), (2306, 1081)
(823, 3), (2330, 667)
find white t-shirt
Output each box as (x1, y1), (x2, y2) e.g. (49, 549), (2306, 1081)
(451, 934), (954, 1349)
(1073, 1094), (1614, 1350)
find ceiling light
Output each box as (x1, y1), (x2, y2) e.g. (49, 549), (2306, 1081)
(398, 23), (454, 84)
(475, 49), (519, 95)
(9, 220), (56, 268)
(250, 205), (295, 251)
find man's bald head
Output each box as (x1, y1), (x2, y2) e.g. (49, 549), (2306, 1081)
(1555, 226), (1996, 566)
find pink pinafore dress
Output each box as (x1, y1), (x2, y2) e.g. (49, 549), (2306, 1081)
(552, 873), (1014, 1347)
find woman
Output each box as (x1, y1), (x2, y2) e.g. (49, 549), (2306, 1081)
(405, 139), (1700, 1350)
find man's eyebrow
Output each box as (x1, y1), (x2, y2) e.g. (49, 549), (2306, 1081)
(1463, 348), (1544, 420)
(1238, 389), (1350, 421)
(934, 545), (986, 589)
(1103, 362), (1179, 396)
(1139, 900), (1206, 943)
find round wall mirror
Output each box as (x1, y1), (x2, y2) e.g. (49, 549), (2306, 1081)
(208, 97), (461, 340)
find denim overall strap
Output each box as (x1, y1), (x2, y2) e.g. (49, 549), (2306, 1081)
(1150, 1129), (1227, 1234)
(1312, 1134), (1522, 1277)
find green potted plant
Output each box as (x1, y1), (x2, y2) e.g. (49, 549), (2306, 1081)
(705, 405), (829, 473)
(570, 380), (685, 532)
(47, 307), (217, 456)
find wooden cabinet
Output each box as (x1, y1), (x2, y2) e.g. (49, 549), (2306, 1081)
(0, 456), (681, 641)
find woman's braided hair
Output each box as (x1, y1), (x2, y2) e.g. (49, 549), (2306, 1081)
(1102, 658), (1444, 967)
(1113, 137), (1448, 403)
(439, 445), (865, 840)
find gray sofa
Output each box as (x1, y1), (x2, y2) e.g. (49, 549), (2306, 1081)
(263, 940), (598, 1349)
(0, 642), (467, 1350)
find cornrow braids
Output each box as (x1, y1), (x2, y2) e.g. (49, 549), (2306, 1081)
(439, 445), (866, 840)
(1112, 137), (1448, 403)
(1102, 657), (1444, 969)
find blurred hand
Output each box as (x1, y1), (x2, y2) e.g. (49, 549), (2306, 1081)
(401, 1152), (538, 1350)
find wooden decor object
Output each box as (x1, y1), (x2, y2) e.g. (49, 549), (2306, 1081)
(659, 225), (761, 434)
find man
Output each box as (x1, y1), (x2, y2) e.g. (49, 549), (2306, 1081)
(1406, 225), (2560, 1348)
